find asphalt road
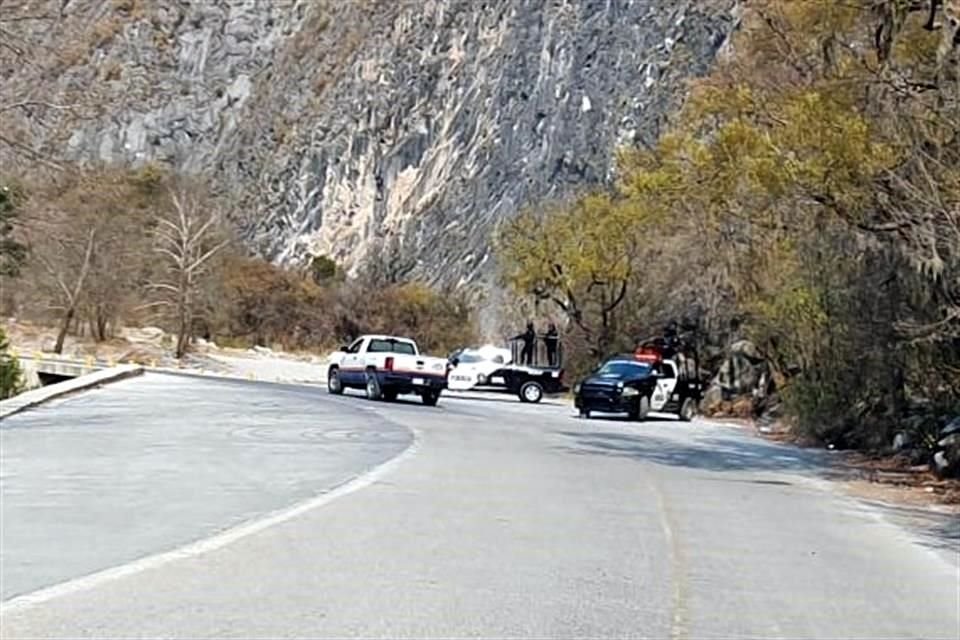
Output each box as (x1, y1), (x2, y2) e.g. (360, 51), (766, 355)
(1, 378), (958, 639)
(0, 375), (411, 601)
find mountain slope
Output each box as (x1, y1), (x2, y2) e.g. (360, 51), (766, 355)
(2, 0), (738, 286)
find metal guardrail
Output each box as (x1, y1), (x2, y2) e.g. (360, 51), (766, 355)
(13, 350), (147, 370)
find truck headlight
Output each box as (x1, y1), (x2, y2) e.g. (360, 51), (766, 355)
(621, 387), (639, 397)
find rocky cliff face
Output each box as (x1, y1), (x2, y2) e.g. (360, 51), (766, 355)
(2, 0), (738, 288)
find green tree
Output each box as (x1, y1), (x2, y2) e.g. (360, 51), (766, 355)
(496, 0), (960, 447)
(0, 183), (27, 277)
(498, 193), (658, 360)
(309, 254), (340, 285)
(0, 327), (22, 400)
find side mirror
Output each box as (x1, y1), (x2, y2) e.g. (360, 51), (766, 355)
(339, 345), (349, 352)
(449, 357), (460, 367)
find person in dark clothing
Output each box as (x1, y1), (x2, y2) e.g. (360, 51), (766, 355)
(513, 322), (536, 365)
(544, 323), (560, 367)
(663, 320), (680, 358)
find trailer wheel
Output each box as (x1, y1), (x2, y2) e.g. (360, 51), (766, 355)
(520, 381), (544, 404)
(679, 397), (697, 422)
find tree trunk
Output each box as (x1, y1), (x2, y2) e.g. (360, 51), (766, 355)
(96, 308), (109, 342)
(175, 272), (190, 359)
(54, 304), (76, 354)
(175, 300), (189, 359)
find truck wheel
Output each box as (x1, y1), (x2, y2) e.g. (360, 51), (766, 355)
(364, 371), (383, 401)
(327, 367), (344, 395)
(383, 389), (398, 402)
(519, 381), (544, 403)
(679, 397), (697, 422)
(421, 390), (440, 406)
(636, 395), (651, 421)
(579, 408), (591, 419)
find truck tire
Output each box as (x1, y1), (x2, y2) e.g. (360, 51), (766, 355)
(679, 397), (697, 422)
(364, 371), (383, 401)
(327, 367), (344, 395)
(519, 381), (544, 403)
(421, 390), (440, 406)
(636, 395), (651, 421)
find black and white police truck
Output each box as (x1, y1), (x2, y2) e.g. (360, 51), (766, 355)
(574, 343), (703, 421)
(446, 340), (567, 404)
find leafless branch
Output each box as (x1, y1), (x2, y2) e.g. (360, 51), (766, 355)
(0, 100), (77, 114)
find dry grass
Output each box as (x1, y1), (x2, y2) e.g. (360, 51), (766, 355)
(91, 16), (124, 50)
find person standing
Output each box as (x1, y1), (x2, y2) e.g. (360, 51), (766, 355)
(513, 322), (536, 365)
(544, 323), (560, 367)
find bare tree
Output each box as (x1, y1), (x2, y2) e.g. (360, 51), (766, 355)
(28, 219), (97, 353)
(21, 168), (154, 352)
(149, 181), (229, 359)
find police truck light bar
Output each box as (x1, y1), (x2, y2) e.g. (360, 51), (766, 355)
(634, 346), (662, 364)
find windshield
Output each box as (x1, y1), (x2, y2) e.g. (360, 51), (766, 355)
(456, 353), (486, 363)
(597, 361), (651, 377)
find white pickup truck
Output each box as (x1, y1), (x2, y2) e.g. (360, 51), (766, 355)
(326, 335), (450, 405)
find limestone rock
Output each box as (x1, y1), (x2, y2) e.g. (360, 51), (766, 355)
(2, 0), (739, 297)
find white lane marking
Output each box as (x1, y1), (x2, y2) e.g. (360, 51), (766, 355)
(0, 435), (419, 616)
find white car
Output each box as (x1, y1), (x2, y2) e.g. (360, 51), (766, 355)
(327, 335), (450, 405)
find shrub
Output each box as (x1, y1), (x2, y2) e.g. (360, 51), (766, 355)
(309, 254), (340, 285)
(0, 328), (22, 400)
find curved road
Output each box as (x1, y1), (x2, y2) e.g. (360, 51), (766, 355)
(1, 375), (958, 638)
(0, 375), (412, 601)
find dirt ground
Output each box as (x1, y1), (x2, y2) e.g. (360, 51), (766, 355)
(712, 414), (960, 512)
(6, 319), (177, 365)
(3, 319), (329, 385)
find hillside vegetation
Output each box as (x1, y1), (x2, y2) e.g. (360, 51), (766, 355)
(0, 166), (475, 361)
(499, 0), (960, 448)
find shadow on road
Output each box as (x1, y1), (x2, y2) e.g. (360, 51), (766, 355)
(577, 414), (677, 424)
(558, 429), (960, 561)
(557, 430), (826, 474)
(444, 392), (568, 407)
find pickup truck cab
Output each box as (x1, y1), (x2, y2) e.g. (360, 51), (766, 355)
(327, 335), (449, 405)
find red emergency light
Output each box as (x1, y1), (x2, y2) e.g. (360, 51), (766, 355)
(634, 346), (662, 364)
